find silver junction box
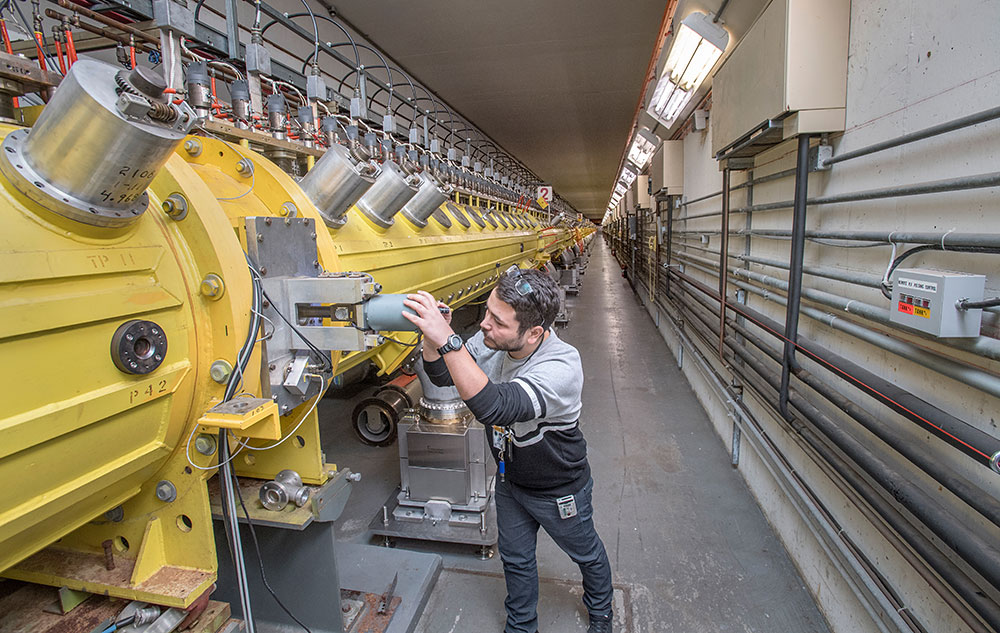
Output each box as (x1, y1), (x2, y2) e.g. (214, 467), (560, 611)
(890, 268), (986, 338)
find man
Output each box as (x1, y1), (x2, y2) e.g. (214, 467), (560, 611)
(402, 267), (613, 633)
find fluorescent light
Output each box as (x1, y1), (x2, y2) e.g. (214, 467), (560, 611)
(627, 128), (659, 168)
(619, 160), (640, 187)
(647, 12), (729, 129)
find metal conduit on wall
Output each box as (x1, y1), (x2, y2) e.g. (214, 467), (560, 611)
(659, 273), (1000, 631)
(656, 293), (998, 633)
(670, 249), (1000, 400)
(664, 259), (1000, 525)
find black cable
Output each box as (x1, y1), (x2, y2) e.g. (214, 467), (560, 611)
(381, 333), (422, 347)
(232, 471), (314, 633)
(879, 244), (1000, 299)
(958, 297), (1000, 310)
(258, 283), (334, 372)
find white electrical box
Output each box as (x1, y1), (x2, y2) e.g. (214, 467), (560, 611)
(711, 0), (851, 156)
(650, 140), (684, 195)
(635, 175), (651, 209)
(889, 269), (986, 338)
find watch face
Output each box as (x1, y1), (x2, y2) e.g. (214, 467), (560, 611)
(448, 334), (462, 349)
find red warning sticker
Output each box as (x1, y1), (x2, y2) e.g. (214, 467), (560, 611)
(897, 302), (931, 318)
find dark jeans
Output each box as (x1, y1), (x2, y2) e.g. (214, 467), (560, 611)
(495, 477), (613, 633)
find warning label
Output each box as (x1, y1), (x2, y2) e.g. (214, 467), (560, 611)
(897, 302), (931, 318)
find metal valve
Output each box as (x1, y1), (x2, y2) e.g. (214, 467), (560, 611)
(259, 469), (311, 511)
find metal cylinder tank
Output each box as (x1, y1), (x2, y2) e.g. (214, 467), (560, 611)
(400, 170), (451, 228)
(0, 60), (195, 228)
(354, 160), (421, 228)
(300, 143), (378, 228)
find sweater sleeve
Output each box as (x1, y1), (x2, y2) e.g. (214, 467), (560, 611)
(465, 379), (538, 427)
(422, 356), (454, 387)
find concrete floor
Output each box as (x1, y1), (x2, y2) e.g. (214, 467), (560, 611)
(319, 240), (831, 633)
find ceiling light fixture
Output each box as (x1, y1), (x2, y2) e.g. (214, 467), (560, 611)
(627, 128), (659, 169)
(647, 12), (729, 129)
(619, 160), (640, 187)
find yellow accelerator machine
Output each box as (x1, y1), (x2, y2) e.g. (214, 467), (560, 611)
(0, 58), (582, 623)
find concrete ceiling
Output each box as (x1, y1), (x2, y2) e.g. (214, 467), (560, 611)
(323, 1), (667, 219)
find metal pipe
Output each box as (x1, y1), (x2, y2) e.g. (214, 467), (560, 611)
(57, 0), (158, 45)
(670, 246), (1000, 362)
(824, 105), (1000, 167)
(679, 167), (796, 209)
(667, 282), (1000, 630)
(670, 268), (1000, 472)
(780, 134), (811, 419)
(655, 295), (921, 633)
(718, 168), (730, 362)
(678, 171), (1000, 221)
(674, 274), (1000, 528)
(739, 228), (1000, 249)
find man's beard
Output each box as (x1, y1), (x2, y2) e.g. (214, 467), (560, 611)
(482, 332), (525, 353)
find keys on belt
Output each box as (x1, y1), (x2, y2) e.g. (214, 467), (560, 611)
(493, 425), (514, 482)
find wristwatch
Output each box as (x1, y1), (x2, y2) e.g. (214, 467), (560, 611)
(437, 333), (463, 356)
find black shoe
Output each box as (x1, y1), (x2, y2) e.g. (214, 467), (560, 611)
(588, 614), (612, 633)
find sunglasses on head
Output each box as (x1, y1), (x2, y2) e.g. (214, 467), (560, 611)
(504, 265), (548, 330)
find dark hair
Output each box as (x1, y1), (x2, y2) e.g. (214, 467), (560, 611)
(495, 268), (560, 334)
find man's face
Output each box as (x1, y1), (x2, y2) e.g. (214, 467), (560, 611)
(480, 290), (535, 352)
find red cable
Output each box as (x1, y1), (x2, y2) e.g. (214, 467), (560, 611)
(53, 39), (66, 74)
(65, 29), (77, 65)
(33, 31), (46, 71)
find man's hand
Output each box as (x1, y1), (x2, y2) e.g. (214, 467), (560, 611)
(402, 291), (454, 349)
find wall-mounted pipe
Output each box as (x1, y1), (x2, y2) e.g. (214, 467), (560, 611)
(670, 265), (1000, 526)
(678, 171), (1000, 222)
(665, 277), (1000, 629)
(670, 268), (1000, 473)
(823, 105), (1000, 167)
(672, 249), (1000, 401)
(779, 135), (812, 419)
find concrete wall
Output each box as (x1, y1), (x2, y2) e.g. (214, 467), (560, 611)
(645, 1), (1000, 632)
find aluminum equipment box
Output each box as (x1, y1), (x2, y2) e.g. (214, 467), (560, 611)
(890, 268), (986, 338)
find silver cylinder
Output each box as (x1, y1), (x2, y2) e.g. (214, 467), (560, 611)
(0, 60), (195, 228)
(355, 160), (420, 228)
(300, 144), (377, 228)
(401, 170), (451, 228)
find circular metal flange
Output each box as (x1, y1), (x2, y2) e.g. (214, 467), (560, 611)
(431, 207), (452, 229)
(991, 450), (1000, 475)
(462, 204), (486, 228)
(0, 129), (149, 228)
(110, 319), (167, 374)
(321, 212), (349, 229)
(400, 208), (428, 228)
(479, 209), (498, 229)
(444, 202), (470, 228)
(493, 212), (510, 229)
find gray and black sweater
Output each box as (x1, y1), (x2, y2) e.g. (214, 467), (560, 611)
(423, 330), (591, 497)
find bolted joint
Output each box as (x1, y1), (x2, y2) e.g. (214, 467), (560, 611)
(210, 359), (233, 384)
(161, 192), (188, 220)
(279, 202), (298, 217)
(184, 138), (202, 157)
(154, 480), (177, 503)
(200, 273), (225, 299)
(194, 433), (218, 456)
(236, 158), (254, 178)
